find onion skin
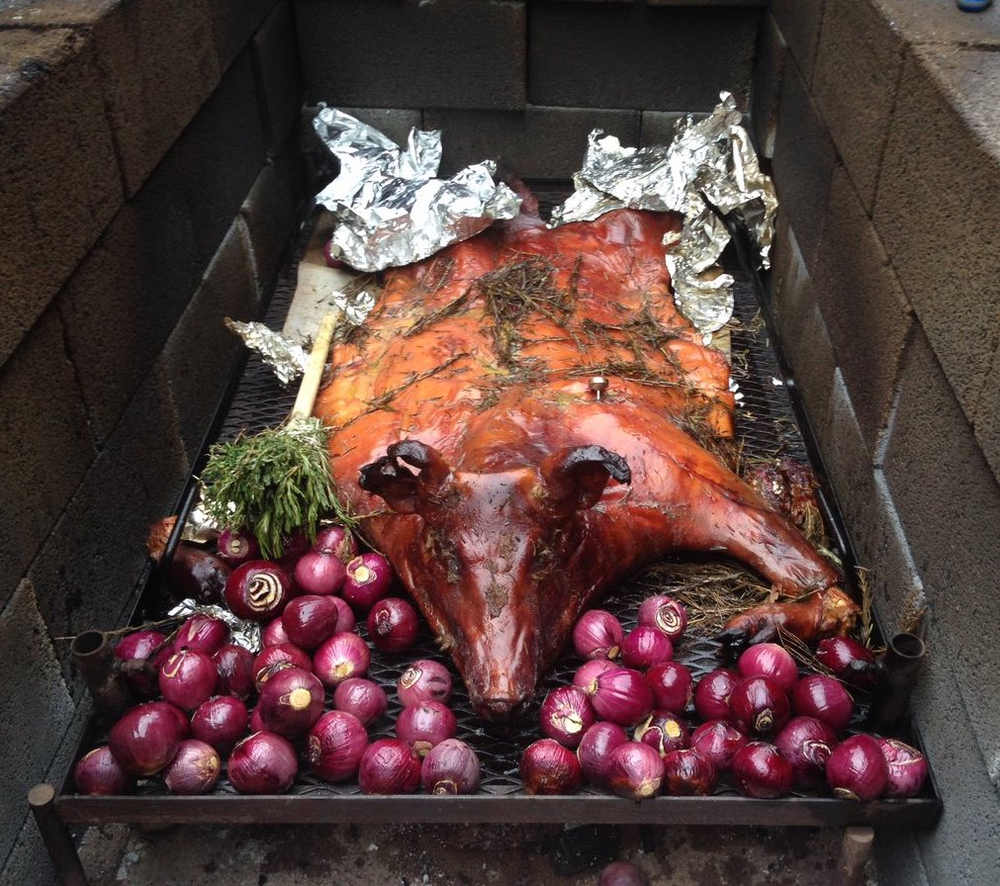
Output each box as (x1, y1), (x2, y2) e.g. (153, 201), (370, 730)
(637, 595), (687, 641)
(258, 667), (325, 737)
(693, 669), (739, 721)
(249, 705), (265, 733)
(645, 662), (693, 714)
(661, 748), (716, 796)
(775, 716), (837, 787)
(262, 617), (291, 647)
(313, 524), (358, 562)
(396, 700), (457, 756)
(114, 630), (168, 698)
(225, 560), (292, 622)
(108, 702), (186, 775)
(74, 746), (134, 795)
(792, 675), (854, 733)
(737, 643), (799, 693)
(253, 643), (312, 691)
(307, 710), (369, 783)
(731, 742), (795, 798)
(174, 615), (229, 656)
(162, 739), (221, 795)
(397, 659), (452, 707)
(334, 677), (389, 726)
(572, 610), (623, 660)
(520, 739), (582, 795)
(421, 738), (481, 795)
(159, 649), (218, 712)
(878, 738), (928, 798)
(216, 528), (260, 567)
(313, 632), (371, 688)
(826, 734), (889, 801)
(367, 597), (420, 654)
(729, 676), (791, 738)
(591, 668), (654, 726)
(330, 597), (356, 634)
(606, 742), (664, 800)
(358, 738), (422, 794)
(634, 711), (689, 757)
(191, 696), (249, 754)
(294, 551), (348, 596)
(599, 861), (648, 886)
(281, 594), (340, 650)
(228, 731), (298, 794)
(212, 644), (255, 699)
(621, 627), (673, 670)
(342, 553), (394, 611)
(690, 720), (748, 772)
(540, 686), (596, 748)
(577, 721), (629, 787)
(573, 659), (617, 696)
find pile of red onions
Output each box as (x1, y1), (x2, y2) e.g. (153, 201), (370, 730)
(661, 748), (716, 796)
(621, 627), (672, 670)
(540, 687), (595, 748)
(729, 676), (790, 738)
(294, 550), (347, 596)
(737, 643), (799, 692)
(421, 738), (480, 795)
(577, 721), (628, 787)
(878, 738), (928, 798)
(334, 677), (388, 726)
(520, 739), (582, 795)
(281, 595), (340, 650)
(396, 700), (457, 756)
(637, 595), (687, 640)
(163, 739), (221, 794)
(397, 659), (452, 706)
(257, 667), (325, 737)
(826, 734), (888, 801)
(588, 668), (653, 726)
(731, 742), (794, 798)
(229, 731), (298, 794)
(174, 615), (228, 656)
(225, 561), (292, 622)
(159, 649), (218, 712)
(606, 742), (663, 800)
(358, 739), (422, 794)
(690, 720), (747, 772)
(74, 746), (134, 795)
(191, 696), (248, 754)
(109, 702), (187, 775)
(775, 716), (837, 787)
(645, 661), (692, 714)
(367, 597), (420, 653)
(693, 669), (738, 721)
(572, 610), (623, 660)
(308, 710), (368, 782)
(212, 644), (255, 698)
(634, 711), (689, 757)
(342, 553), (393, 610)
(313, 524), (358, 562)
(313, 632), (371, 687)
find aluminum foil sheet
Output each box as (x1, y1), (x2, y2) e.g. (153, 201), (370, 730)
(313, 107), (521, 272)
(329, 288), (377, 327)
(168, 599), (261, 653)
(225, 318), (308, 384)
(551, 92), (777, 333)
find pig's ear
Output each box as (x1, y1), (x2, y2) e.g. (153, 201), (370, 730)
(358, 439), (451, 513)
(541, 445), (631, 512)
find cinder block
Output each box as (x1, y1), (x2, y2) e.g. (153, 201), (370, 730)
(528, 3), (756, 110)
(423, 106), (639, 179)
(814, 167), (912, 451)
(874, 47), (1000, 420)
(0, 310), (95, 609)
(295, 0), (526, 109)
(974, 351), (1000, 485)
(770, 0), (824, 84)
(750, 12), (787, 159)
(873, 829), (930, 886)
(252, 0), (302, 153)
(871, 0), (1000, 48)
(2, 812), (58, 886)
(812, 0), (904, 213)
(0, 27), (122, 366)
(211, 0), (279, 73)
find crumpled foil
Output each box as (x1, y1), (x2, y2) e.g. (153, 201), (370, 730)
(168, 599), (261, 653)
(551, 92), (777, 333)
(312, 106), (521, 271)
(329, 288), (377, 326)
(224, 318), (308, 384)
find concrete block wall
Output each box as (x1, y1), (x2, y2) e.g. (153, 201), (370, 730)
(758, 2), (1000, 883)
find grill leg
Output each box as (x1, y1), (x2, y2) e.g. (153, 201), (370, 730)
(28, 784), (88, 886)
(836, 825), (874, 886)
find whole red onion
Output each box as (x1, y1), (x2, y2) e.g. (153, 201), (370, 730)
(216, 528), (260, 566)
(576, 721), (629, 787)
(225, 561), (292, 622)
(228, 731), (298, 794)
(540, 686), (595, 748)
(826, 734), (889, 801)
(159, 649), (218, 711)
(174, 615), (229, 656)
(281, 594), (340, 650)
(572, 659), (617, 695)
(342, 553), (394, 610)
(162, 739), (221, 794)
(109, 702), (186, 775)
(729, 676), (790, 738)
(191, 695), (249, 754)
(694, 669), (739, 721)
(307, 710), (369, 783)
(253, 643), (312, 691)
(294, 551), (347, 596)
(313, 524), (358, 562)
(367, 597), (420, 653)
(590, 668), (654, 726)
(878, 738), (928, 798)
(520, 738), (582, 795)
(358, 738), (422, 794)
(334, 677), (388, 726)
(637, 595), (687, 640)
(621, 627), (673, 670)
(816, 636), (877, 687)
(737, 643), (799, 692)
(731, 742), (794, 798)
(249, 705), (265, 733)
(606, 741), (664, 800)
(262, 617), (291, 647)
(421, 738), (481, 794)
(645, 661), (693, 714)
(599, 861), (648, 886)
(572, 610), (623, 660)
(396, 700), (457, 756)
(74, 746), (134, 795)
(661, 748), (716, 795)
(776, 716), (838, 787)
(397, 659), (452, 707)
(330, 597), (356, 633)
(212, 644), (255, 698)
(277, 529), (311, 567)
(258, 667), (325, 737)
(634, 711), (689, 757)
(114, 630), (168, 697)
(792, 675), (854, 732)
(690, 720), (748, 772)
(313, 632), (371, 687)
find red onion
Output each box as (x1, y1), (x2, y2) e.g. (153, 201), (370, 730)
(212, 644), (255, 698)
(520, 738), (582, 795)
(307, 710), (369, 782)
(330, 596), (356, 633)
(313, 524), (358, 562)
(572, 610), (623, 660)
(262, 617), (291, 647)
(421, 738), (481, 795)
(775, 716), (838, 787)
(367, 597), (420, 653)
(225, 560), (292, 622)
(174, 615), (228, 656)
(690, 720), (748, 772)
(816, 636), (877, 687)
(634, 711), (689, 757)
(729, 676), (790, 738)
(572, 659), (617, 695)
(159, 649), (218, 711)
(599, 861), (648, 886)
(637, 595), (687, 640)
(114, 630), (168, 697)
(731, 742), (795, 798)
(74, 746), (134, 795)
(397, 659), (452, 707)
(281, 595), (340, 650)
(108, 702), (186, 775)
(191, 695), (249, 754)
(576, 721), (628, 787)
(606, 741), (664, 800)
(396, 700), (457, 756)
(645, 661), (693, 714)
(253, 643), (312, 691)
(661, 748), (716, 795)
(228, 731), (298, 794)
(294, 551), (347, 596)
(342, 553), (394, 610)
(277, 528), (311, 567)
(792, 675), (854, 732)
(334, 677), (388, 726)
(621, 627), (673, 670)
(539, 686), (595, 748)
(826, 734), (888, 801)
(737, 642), (799, 692)
(694, 669), (739, 721)
(313, 632), (371, 687)
(258, 667), (325, 737)
(162, 739), (221, 794)
(878, 738), (928, 798)
(358, 738), (422, 794)
(590, 668), (654, 726)
(216, 528), (260, 566)
(249, 705), (265, 733)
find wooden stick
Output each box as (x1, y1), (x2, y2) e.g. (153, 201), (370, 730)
(836, 825), (874, 886)
(289, 311), (338, 422)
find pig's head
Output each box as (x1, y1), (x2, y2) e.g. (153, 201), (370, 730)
(359, 439), (630, 719)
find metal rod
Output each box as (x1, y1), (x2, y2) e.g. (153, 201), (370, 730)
(28, 784), (88, 886)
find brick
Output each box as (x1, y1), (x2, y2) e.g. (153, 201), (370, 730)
(528, 3), (756, 110)
(0, 310), (95, 609)
(252, 0), (302, 153)
(423, 106), (639, 179)
(750, 13), (787, 159)
(871, 0), (1000, 48)
(874, 47), (1000, 419)
(812, 0), (904, 212)
(211, 0), (279, 73)
(0, 27), (122, 366)
(0, 580), (74, 866)
(769, 0), (824, 84)
(974, 348), (1000, 484)
(295, 0), (526, 109)
(814, 167), (912, 450)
